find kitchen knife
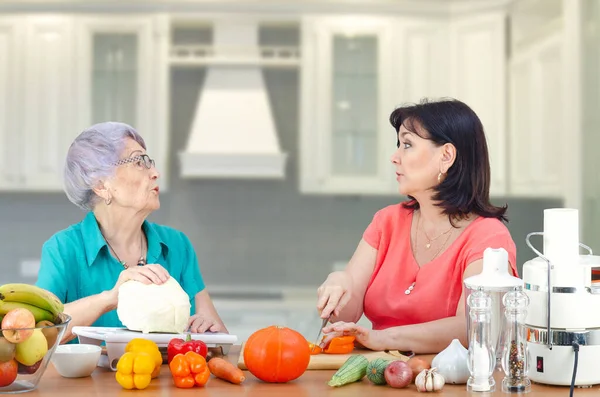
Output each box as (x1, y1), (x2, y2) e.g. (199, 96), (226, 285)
(312, 315), (330, 353)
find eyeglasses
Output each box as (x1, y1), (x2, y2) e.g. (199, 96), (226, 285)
(113, 154), (155, 170)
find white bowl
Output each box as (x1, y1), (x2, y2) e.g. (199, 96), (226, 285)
(51, 344), (102, 378)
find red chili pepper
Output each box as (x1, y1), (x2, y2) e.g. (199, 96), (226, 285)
(167, 335), (208, 363)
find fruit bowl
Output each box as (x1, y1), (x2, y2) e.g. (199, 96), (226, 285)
(0, 313), (71, 394)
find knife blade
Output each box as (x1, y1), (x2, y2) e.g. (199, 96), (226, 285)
(312, 315), (330, 353)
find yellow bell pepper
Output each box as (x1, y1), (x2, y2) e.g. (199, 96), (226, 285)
(125, 338), (163, 378)
(115, 352), (155, 390)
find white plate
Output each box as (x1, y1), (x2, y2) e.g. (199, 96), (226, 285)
(72, 326), (238, 371)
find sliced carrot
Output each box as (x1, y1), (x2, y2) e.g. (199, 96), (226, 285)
(207, 357), (246, 384)
(308, 343), (322, 355)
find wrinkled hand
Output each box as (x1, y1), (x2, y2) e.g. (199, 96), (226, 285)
(110, 264), (170, 305)
(113, 263), (169, 287)
(316, 271), (353, 319)
(320, 321), (385, 351)
(188, 314), (228, 334)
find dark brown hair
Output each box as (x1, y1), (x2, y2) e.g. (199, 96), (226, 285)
(389, 98), (508, 223)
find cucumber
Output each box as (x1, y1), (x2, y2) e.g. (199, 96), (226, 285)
(366, 358), (391, 385)
(328, 355), (369, 387)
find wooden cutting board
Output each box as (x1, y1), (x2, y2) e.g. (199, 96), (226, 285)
(237, 343), (410, 370)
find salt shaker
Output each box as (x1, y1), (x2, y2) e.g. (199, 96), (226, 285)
(467, 288), (496, 392)
(501, 288), (531, 393)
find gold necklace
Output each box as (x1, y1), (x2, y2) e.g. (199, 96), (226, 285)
(427, 228), (454, 261)
(419, 213), (453, 249)
(414, 213), (454, 262)
(408, 212), (454, 295)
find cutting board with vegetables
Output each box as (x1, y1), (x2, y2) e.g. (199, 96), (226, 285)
(237, 342), (410, 370)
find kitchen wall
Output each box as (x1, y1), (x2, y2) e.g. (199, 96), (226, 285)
(0, 27), (562, 289)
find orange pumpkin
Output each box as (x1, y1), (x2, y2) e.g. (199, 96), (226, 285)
(243, 326), (311, 383)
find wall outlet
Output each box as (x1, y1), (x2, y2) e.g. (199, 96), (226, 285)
(20, 260), (40, 278)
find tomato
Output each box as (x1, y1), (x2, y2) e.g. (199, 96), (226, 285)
(0, 359), (18, 387)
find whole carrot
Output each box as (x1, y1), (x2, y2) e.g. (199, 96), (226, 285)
(207, 357), (246, 384)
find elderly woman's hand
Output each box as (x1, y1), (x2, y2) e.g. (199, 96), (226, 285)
(116, 264), (170, 286)
(187, 314), (228, 334)
(109, 264), (171, 305)
(320, 321), (385, 351)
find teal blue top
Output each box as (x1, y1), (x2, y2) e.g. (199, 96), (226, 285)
(36, 211), (205, 329)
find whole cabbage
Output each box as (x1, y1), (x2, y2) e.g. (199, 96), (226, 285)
(117, 277), (191, 333)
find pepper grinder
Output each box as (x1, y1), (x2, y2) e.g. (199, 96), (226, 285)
(501, 288), (531, 393)
(467, 288), (496, 392)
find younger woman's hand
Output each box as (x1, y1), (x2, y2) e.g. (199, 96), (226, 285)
(316, 271), (353, 319)
(320, 321), (385, 351)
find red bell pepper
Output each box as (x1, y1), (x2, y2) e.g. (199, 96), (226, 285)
(167, 335), (208, 363)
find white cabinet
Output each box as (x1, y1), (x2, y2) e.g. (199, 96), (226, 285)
(0, 14), (169, 192)
(300, 14), (506, 196)
(75, 15), (169, 190)
(449, 12), (507, 197)
(300, 16), (397, 195)
(395, 18), (450, 104)
(508, 31), (563, 198)
(0, 18), (22, 188)
(0, 16), (77, 191)
(22, 16), (77, 190)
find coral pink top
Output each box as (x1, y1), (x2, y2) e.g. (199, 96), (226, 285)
(362, 204), (518, 330)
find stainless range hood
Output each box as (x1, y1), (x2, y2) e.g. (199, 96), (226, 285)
(179, 19), (287, 179)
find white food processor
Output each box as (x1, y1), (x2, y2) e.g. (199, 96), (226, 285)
(522, 208), (600, 388)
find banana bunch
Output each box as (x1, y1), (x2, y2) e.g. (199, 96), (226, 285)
(0, 284), (64, 324)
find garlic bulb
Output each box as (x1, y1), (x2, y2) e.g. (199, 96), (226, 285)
(415, 368), (445, 392)
(431, 339), (470, 384)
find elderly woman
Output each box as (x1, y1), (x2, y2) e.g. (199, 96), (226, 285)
(35, 122), (227, 342)
(316, 99), (518, 354)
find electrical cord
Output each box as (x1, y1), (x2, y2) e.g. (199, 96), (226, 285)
(570, 342), (580, 397)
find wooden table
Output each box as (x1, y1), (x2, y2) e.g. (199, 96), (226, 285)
(27, 346), (600, 396)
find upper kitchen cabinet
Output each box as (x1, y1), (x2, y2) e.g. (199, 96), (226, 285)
(300, 16), (397, 195)
(300, 13), (506, 196)
(75, 15), (170, 190)
(508, 33), (562, 198)
(0, 18), (22, 189)
(508, 0), (564, 198)
(0, 14), (169, 192)
(449, 12), (507, 198)
(23, 16), (77, 190)
(395, 18), (451, 104)
(0, 16), (76, 191)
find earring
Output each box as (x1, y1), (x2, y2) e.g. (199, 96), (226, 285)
(105, 196), (112, 205)
(437, 172), (443, 183)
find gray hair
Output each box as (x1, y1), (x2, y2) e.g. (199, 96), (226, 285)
(63, 122), (146, 211)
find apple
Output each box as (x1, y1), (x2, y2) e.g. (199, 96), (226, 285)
(14, 329), (47, 366)
(17, 359), (42, 375)
(0, 337), (15, 363)
(0, 359), (17, 387)
(35, 321), (58, 349)
(1, 308), (35, 344)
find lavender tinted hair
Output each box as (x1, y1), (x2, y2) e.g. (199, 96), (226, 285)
(63, 122), (146, 211)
